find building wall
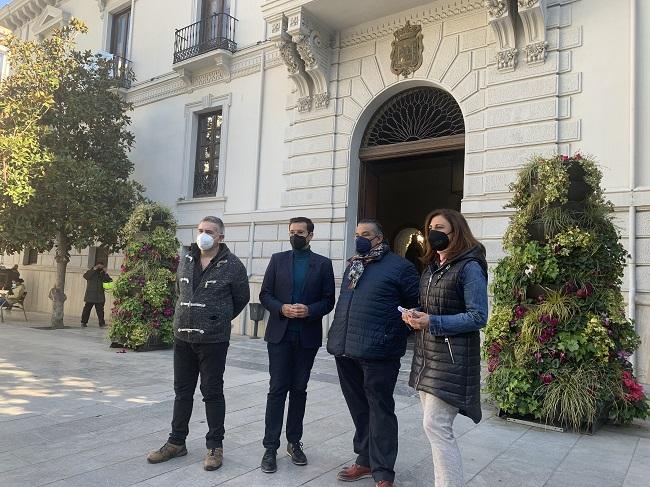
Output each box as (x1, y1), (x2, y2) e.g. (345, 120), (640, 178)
(1, 0), (649, 379)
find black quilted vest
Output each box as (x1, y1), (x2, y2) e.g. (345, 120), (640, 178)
(408, 246), (486, 424)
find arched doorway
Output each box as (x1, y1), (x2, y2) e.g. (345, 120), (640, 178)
(357, 86), (465, 253)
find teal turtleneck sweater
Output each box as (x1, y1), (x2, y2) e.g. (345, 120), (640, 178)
(288, 247), (311, 332)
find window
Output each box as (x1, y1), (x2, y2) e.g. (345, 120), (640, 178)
(0, 50), (6, 80)
(193, 110), (223, 198)
(22, 249), (38, 266)
(200, 0), (232, 45)
(110, 8), (131, 59)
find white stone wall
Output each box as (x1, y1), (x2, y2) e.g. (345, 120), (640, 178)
(2, 0), (650, 379)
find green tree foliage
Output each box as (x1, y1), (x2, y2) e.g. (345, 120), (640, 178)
(484, 154), (648, 430)
(0, 21), (143, 328)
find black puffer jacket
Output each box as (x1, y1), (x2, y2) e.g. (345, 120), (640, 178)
(409, 246), (487, 423)
(173, 243), (250, 343)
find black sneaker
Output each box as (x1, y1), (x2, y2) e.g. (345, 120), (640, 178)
(261, 448), (277, 473)
(80, 323), (87, 328)
(287, 442), (307, 466)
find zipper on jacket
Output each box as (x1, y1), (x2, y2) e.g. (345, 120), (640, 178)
(445, 337), (455, 364)
(415, 271), (434, 390)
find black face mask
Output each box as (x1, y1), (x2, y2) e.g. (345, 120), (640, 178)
(290, 234), (308, 250)
(427, 230), (451, 251)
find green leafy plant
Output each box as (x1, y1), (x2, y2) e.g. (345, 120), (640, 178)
(484, 154), (648, 429)
(108, 203), (179, 350)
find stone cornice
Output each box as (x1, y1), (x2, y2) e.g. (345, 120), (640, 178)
(126, 42), (282, 108)
(0, 0), (61, 30)
(339, 0), (484, 48)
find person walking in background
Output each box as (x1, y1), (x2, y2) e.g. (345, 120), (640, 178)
(147, 216), (250, 472)
(403, 209), (488, 487)
(258, 216), (336, 473)
(81, 262), (112, 328)
(327, 219), (420, 487)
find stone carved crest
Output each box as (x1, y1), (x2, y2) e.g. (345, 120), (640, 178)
(390, 21), (424, 78)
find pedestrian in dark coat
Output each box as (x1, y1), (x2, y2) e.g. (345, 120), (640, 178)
(147, 216), (250, 472)
(81, 262), (112, 327)
(258, 217), (336, 473)
(327, 219), (419, 487)
(403, 209), (488, 487)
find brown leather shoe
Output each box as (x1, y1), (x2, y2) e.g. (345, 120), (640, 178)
(376, 481), (393, 487)
(146, 442), (187, 463)
(204, 447), (223, 471)
(336, 463), (372, 482)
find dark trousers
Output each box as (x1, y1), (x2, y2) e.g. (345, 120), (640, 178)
(168, 338), (229, 449)
(263, 330), (319, 450)
(81, 302), (105, 325)
(335, 356), (401, 483)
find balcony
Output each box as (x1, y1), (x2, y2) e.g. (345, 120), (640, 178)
(110, 55), (133, 90)
(262, 0), (431, 31)
(173, 13), (237, 77)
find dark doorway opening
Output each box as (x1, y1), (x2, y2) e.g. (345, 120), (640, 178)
(358, 150), (464, 260)
(357, 86), (466, 263)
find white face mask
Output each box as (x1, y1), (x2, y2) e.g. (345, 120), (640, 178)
(196, 232), (215, 251)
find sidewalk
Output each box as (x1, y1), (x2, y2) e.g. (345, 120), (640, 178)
(0, 314), (649, 487)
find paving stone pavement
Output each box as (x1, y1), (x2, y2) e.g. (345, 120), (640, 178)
(0, 313), (649, 487)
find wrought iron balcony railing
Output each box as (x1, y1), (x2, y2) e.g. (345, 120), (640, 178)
(174, 13), (237, 64)
(110, 55), (133, 89)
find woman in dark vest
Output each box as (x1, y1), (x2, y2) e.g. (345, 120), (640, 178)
(402, 209), (488, 487)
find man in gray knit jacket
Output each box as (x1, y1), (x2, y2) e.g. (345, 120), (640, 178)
(147, 216), (250, 471)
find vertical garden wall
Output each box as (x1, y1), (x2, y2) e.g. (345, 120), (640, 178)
(484, 154), (648, 430)
(108, 204), (179, 351)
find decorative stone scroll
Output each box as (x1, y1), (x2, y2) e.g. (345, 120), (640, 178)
(517, 0), (548, 65)
(286, 7), (331, 110)
(267, 13), (313, 112)
(485, 0), (517, 72)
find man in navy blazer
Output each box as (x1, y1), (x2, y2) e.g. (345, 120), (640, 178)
(259, 217), (336, 473)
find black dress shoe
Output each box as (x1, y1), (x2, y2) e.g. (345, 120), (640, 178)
(261, 448), (277, 473)
(287, 442), (307, 466)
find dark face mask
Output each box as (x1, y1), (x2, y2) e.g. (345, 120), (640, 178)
(290, 234), (308, 250)
(427, 230), (451, 251)
(355, 236), (375, 254)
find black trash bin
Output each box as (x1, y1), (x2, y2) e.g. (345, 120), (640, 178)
(248, 303), (265, 339)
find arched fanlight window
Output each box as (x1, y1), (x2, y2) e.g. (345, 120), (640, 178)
(362, 87), (465, 148)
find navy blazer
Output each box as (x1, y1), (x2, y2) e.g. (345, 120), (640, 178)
(259, 249), (336, 348)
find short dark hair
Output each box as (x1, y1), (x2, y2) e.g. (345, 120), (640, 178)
(289, 217), (314, 233)
(201, 216), (225, 235)
(357, 218), (384, 237)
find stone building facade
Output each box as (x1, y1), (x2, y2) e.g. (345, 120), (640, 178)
(2, 0), (650, 381)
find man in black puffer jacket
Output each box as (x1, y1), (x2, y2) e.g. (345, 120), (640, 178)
(327, 219), (419, 487)
(147, 216), (250, 472)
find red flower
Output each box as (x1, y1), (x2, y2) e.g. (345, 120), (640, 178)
(540, 373), (554, 385)
(488, 357), (500, 372)
(574, 153), (582, 160)
(622, 371), (645, 402)
(561, 155), (569, 161)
